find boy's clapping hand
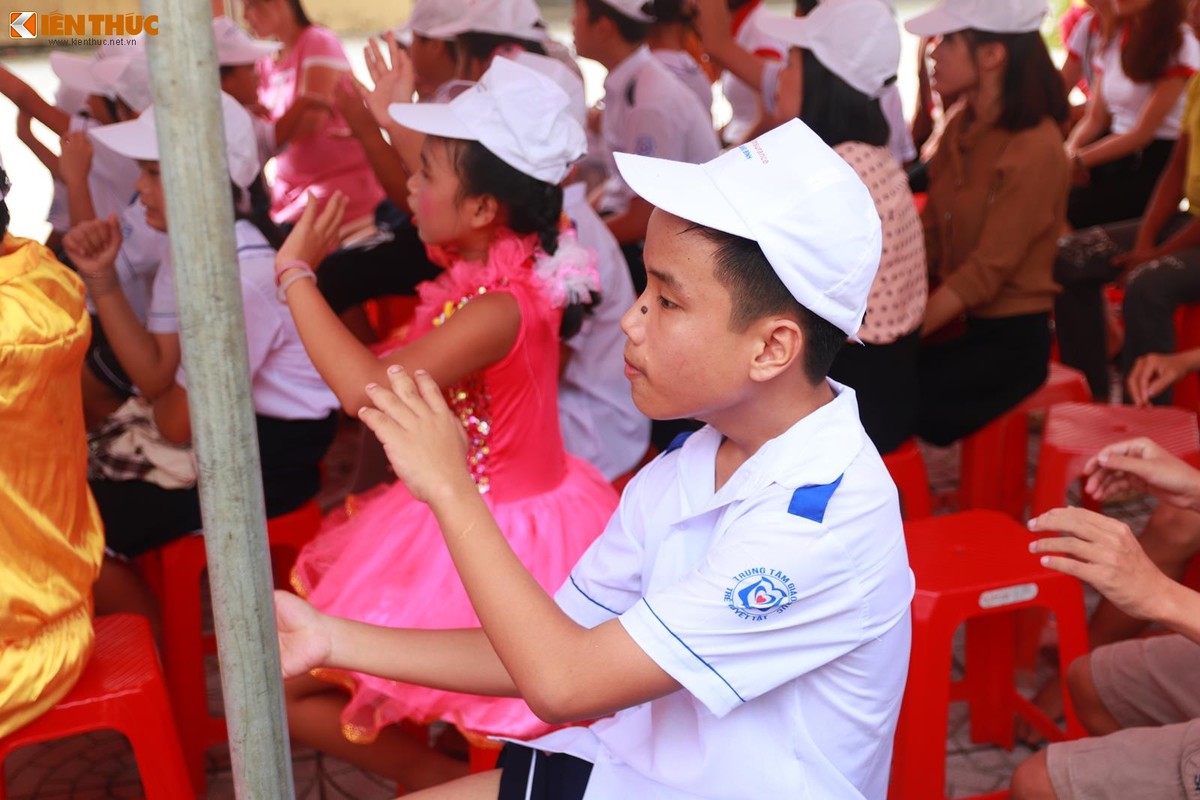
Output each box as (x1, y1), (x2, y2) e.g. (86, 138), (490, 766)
(63, 215), (123, 293)
(359, 366), (473, 506)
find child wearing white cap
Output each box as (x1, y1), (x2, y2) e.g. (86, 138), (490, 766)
(392, 0), (472, 101)
(274, 118), (914, 800)
(270, 57), (618, 790)
(753, 0), (927, 457)
(646, 0), (717, 120)
(904, 0), (1071, 447)
(572, 0), (720, 294)
(62, 93), (339, 626)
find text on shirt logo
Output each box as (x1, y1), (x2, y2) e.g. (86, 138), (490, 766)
(725, 568), (797, 621)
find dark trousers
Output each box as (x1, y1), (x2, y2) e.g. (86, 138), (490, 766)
(828, 329), (921, 455)
(1054, 213), (1200, 402)
(1067, 139), (1174, 230)
(916, 313), (1051, 446)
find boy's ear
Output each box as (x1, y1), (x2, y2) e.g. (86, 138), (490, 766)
(748, 317), (804, 383)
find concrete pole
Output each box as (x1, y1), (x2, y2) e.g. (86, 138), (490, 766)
(140, 3), (295, 798)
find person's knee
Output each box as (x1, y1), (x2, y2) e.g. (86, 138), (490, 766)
(1142, 505), (1200, 560)
(1010, 749), (1058, 800)
(1122, 267), (1173, 316)
(1066, 655), (1121, 736)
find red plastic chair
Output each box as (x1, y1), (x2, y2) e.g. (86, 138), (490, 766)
(1174, 304), (1200, 412)
(889, 511), (1089, 800)
(137, 500), (322, 793)
(882, 439), (933, 519)
(1030, 402), (1200, 517)
(959, 363), (1091, 519)
(0, 615), (190, 799)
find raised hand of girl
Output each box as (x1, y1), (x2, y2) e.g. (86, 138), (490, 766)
(275, 190), (347, 274)
(63, 215), (123, 296)
(358, 367), (473, 506)
(361, 32), (414, 128)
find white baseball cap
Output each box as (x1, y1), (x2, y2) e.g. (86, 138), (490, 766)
(759, 0), (900, 98)
(89, 92), (261, 189)
(399, 0), (475, 39)
(511, 51), (587, 129)
(213, 16), (281, 66)
(388, 56), (585, 185)
(50, 36), (146, 99)
(93, 56), (154, 113)
(905, 0), (1048, 37)
(596, 0), (656, 23)
(424, 0), (549, 42)
(614, 119), (882, 339)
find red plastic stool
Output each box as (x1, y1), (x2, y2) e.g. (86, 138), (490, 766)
(882, 439), (932, 519)
(1031, 402), (1200, 517)
(889, 511), (1089, 800)
(1174, 304), (1200, 412)
(138, 500), (322, 793)
(0, 615), (190, 799)
(959, 363), (1091, 519)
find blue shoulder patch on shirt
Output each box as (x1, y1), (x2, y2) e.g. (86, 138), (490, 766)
(665, 431), (694, 454)
(787, 475), (845, 523)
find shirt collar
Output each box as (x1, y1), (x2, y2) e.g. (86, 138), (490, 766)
(673, 381), (868, 518)
(603, 45), (653, 99)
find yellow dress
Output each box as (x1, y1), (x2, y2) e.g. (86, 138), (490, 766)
(0, 233), (104, 738)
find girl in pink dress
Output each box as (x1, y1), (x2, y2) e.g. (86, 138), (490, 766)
(273, 58), (618, 791)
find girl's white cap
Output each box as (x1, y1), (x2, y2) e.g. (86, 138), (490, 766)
(905, 0), (1048, 37)
(213, 17), (281, 66)
(388, 57), (586, 185)
(614, 119), (882, 339)
(759, 0), (900, 98)
(424, 0), (548, 42)
(398, 0), (475, 39)
(88, 92), (261, 189)
(510, 51), (587, 128)
(597, 0), (656, 23)
(49, 37), (144, 99)
(93, 56), (154, 113)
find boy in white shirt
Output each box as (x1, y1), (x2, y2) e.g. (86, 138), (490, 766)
(275, 118), (914, 800)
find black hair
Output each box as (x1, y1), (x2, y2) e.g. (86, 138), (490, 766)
(650, 0), (694, 25)
(693, 225), (846, 384)
(793, 0), (819, 14)
(798, 49), (891, 148)
(414, 32), (459, 65)
(439, 137), (599, 340)
(961, 29), (1068, 131)
(583, 0), (651, 43)
(0, 166), (9, 239)
(233, 174), (285, 250)
(457, 31), (547, 63)
(285, 0), (312, 28)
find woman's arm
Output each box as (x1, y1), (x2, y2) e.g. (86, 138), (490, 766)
(1065, 81), (1111, 153)
(151, 383), (191, 444)
(0, 65), (70, 136)
(63, 217), (182, 398)
(60, 131), (98, 226)
(276, 194), (521, 414)
(1076, 76), (1188, 168)
(17, 111), (60, 178)
(1061, 55), (1084, 95)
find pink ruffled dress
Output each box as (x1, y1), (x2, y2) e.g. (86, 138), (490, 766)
(292, 231), (619, 743)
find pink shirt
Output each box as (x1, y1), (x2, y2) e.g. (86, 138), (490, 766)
(257, 25), (384, 224)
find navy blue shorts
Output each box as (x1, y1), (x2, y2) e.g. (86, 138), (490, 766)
(496, 743), (593, 800)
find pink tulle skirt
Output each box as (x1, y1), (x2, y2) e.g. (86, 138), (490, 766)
(292, 458), (618, 743)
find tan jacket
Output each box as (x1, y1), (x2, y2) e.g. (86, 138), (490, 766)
(923, 104), (1068, 318)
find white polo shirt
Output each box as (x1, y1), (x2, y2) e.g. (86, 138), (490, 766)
(650, 49), (714, 123)
(720, 1), (784, 146)
(149, 220), (338, 421)
(559, 183), (650, 480)
(525, 383), (914, 799)
(597, 46), (721, 217)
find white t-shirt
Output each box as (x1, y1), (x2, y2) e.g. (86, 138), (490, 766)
(1066, 10), (1103, 93)
(598, 46), (721, 217)
(1093, 25), (1200, 138)
(524, 384), (915, 799)
(720, 1), (785, 145)
(650, 49), (713, 123)
(559, 183), (650, 481)
(149, 220), (338, 420)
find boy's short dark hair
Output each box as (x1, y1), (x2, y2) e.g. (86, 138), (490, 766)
(458, 31), (547, 63)
(583, 0), (651, 43)
(694, 225), (846, 384)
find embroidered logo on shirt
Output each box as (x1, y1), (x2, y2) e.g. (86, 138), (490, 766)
(724, 568), (798, 621)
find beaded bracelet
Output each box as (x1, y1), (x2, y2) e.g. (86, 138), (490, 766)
(276, 268), (316, 302)
(274, 258), (311, 286)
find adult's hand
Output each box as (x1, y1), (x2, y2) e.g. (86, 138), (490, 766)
(1082, 436), (1200, 511)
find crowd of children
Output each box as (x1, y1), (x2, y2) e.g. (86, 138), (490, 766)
(4, 0), (1200, 797)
